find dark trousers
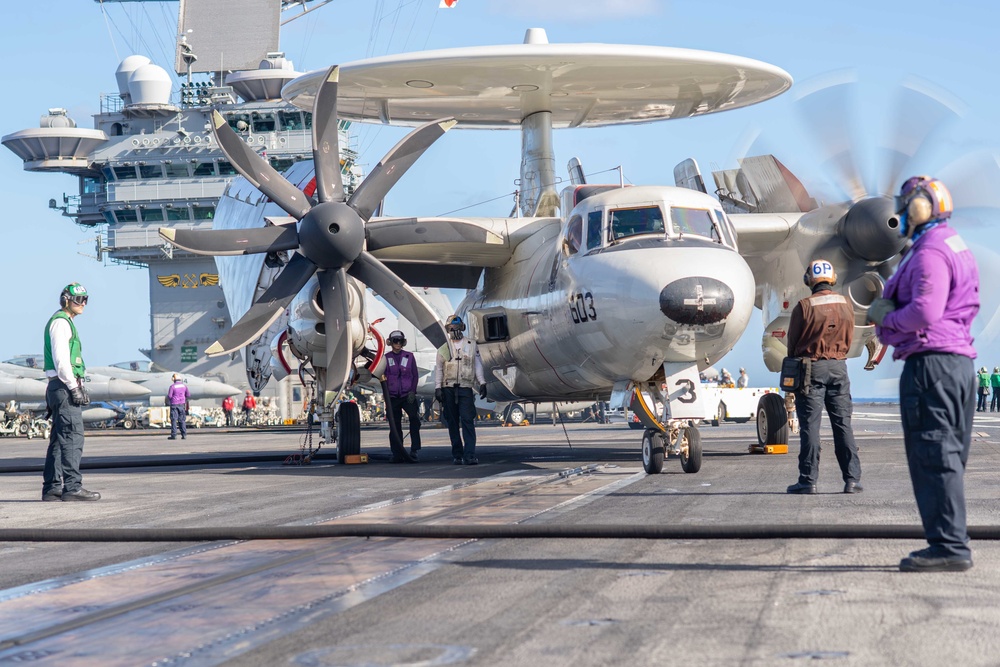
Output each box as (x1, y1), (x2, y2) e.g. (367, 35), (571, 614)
(43, 380), (85, 494)
(441, 385), (477, 460)
(224, 409), (233, 427)
(900, 353), (975, 558)
(977, 387), (988, 411)
(388, 394), (422, 452)
(793, 359), (861, 485)
(991, 388), (1000, 412)
(170, 405), (187, 437)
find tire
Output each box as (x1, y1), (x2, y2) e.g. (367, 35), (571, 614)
(337, 401), (362, 462)
(506, 403), (526, 425)
(642, 429), (665, 474)
(681, 426), (702, 473)
(17, 421), (29, 436)
(717, 403), (726, 423)
(123, 419), (136, 430)
(757, 393), (789, 446)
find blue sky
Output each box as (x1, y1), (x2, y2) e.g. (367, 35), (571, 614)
(2, 0), (997, 397)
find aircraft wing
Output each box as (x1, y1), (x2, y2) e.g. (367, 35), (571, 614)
(366, 216), (517, 288)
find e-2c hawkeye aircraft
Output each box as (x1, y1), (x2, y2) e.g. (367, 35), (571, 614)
(160, 30), (917, 473)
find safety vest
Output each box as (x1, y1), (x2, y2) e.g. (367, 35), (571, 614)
(441, 338), (477, 388)
(43, 310), (85, 379)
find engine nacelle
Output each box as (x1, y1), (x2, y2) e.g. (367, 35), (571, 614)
(286, 273), (369, 369)
(841, 196), (905, 263)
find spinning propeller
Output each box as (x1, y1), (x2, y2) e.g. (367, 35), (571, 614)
(744, 73), (1000, 339)
(160, 66), (454, 397)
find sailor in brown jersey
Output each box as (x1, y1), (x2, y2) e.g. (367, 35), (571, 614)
(785, 259), (862, 495)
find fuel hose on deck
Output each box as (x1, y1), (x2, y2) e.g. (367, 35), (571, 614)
(3, 523), (1000, 542)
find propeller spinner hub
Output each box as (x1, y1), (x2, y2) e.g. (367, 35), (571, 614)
(298, 202), (365, 270)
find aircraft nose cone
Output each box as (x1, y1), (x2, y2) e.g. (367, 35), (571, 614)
(108, 378), (152, 399)
(203, 380), (242, 398)
(659, 276), (735, 325)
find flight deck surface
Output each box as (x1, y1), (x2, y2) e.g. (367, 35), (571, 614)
(1, 407), (999, 665)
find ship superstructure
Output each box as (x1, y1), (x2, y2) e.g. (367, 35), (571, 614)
(2, 0), (360, 407)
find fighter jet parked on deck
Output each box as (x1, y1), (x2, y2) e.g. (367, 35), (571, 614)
(1, 360), (151, 402)
(159, 30), (963, 473)
(88, 362), (241, 402)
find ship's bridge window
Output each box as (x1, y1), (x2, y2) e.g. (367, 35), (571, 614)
(139, 164), (162, 179)
(671, 207), (722, 243)
(102, 211), (115, 225)
(164, 163), (190, 178)
(278, 111), (303, 131)
(112, 165), (138, 180)
(217, 161), (238, 176)
(562, 214), (583, 256)
(167, 207), (191, 222)
(303, 112), (313, 129)
(193, 162), (216, 177)
(609, 205), (665, 242)
(226, 113), (252, 132)
(115, 209), (138, 223)
(586, 210), (603, 251)
(140, 207), (164, 223)
(192, 205), (215, 220)
(252, 112), (275, 133)
(83, 178), (104, 194)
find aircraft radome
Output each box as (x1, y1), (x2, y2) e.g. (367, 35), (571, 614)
(159, 29), (927, 473)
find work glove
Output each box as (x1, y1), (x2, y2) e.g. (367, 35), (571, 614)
(407, 391), (416, 404)
(70, 383), (90, 407)
(867, 298), (896, 326)
(434, 388), (443, 402)
(479, 384), (488, 400)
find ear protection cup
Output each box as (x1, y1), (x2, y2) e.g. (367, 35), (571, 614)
(907, 195), (933, 226)
(803, 271), (810, 287)
(59, 294), (68, 308)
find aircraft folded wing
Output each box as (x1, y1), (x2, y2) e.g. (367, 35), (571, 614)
(367, 217), (512, 265)
(729, 213), (798, 257)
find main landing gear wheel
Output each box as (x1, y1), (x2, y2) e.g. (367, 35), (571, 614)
(642, 428), (665, 474)
(337, 401), (362, 463)
(680, 426), (702, 473)
(504, 403), (526, 426)
(756, 393), (789, 447)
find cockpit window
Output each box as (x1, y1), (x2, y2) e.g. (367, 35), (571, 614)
(563, 215), (583, 255)
(671, 207), (722, 243)
(713, 209), (738, 249)
(609, 206), (665, 242)
(586, 211), (603, 251)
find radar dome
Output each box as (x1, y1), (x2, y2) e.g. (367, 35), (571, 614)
(115, 55), (151, 101)
(127, 63), (172, 107)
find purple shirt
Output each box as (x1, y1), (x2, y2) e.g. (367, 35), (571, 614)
(167, 380), (191, 405)
(384, 349), (419, 397)
(877, 224), (979, 360)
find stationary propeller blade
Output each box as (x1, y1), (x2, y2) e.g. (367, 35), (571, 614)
(311, 66), (346, 204)
(318, 269), (353, 401)
(205, 253), (317, 356)
(210, 110), (312, 220)
(346, 251), (450, 353)
(159, 225), (299, 256)
(348, 118), (457, 221)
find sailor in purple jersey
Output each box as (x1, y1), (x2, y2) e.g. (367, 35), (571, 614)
(868, 175), (980, 573)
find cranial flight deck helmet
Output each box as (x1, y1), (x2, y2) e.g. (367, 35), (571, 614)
(60, 283), (88, 307)
(387, 330), (407, 346)
(895, 176), (953, 238)
(803, 259), (837, 288)
(445, 314), (466, 339)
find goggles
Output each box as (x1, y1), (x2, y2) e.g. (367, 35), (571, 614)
(388, 337), (405, 344)
(68, 294), (89, 306)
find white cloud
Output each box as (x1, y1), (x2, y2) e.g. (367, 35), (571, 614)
(490, 0), (663, 21)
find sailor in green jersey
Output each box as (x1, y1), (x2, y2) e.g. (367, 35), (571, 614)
(991, 367), (1000, 412)
(977, 367), (990, 412)
(41, 283), (100, 502)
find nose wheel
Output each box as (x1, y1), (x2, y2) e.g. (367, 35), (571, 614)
(641, 423), (702, 474)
